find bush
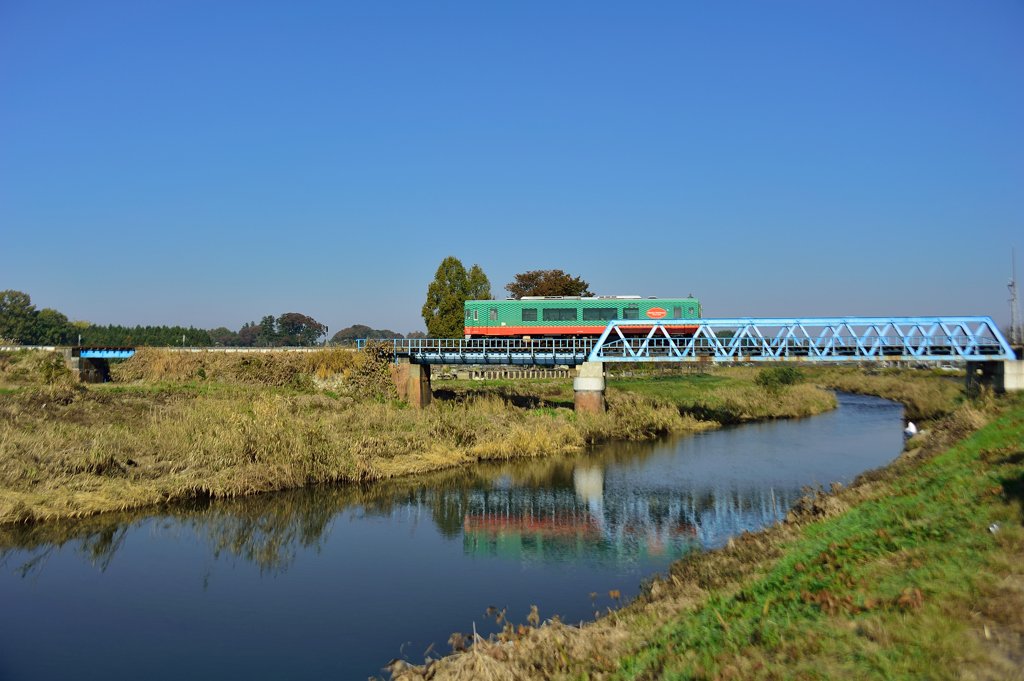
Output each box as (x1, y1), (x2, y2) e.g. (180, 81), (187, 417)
(755, 366), (804, 392)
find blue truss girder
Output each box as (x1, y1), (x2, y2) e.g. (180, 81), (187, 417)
(587, 317), (1015, 363)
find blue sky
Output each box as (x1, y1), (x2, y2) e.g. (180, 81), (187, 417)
(2, 1), (1022, 334)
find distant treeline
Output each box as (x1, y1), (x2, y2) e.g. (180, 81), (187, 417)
(330, 324), (426, 344)
(82, 325), (215, 347)
(0, 290), (423, 347)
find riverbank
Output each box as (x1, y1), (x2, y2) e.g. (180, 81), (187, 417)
(386, 392), (1023, 680)
(3, 348), (968, 529)
(1, 348), (842, 526)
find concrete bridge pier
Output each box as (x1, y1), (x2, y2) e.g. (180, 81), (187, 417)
(574, 361), (606, 413)
(390, 358), (432, 408)
(965, 359), (1024, 394)
(61, 349), (109, 384)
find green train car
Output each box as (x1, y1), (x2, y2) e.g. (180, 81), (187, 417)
(464, 296), (702, 338)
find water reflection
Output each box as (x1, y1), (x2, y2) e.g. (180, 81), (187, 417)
(1, 393), (899, 578)
(0, 392), (904, 681)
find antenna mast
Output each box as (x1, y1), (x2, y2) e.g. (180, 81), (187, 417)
(1010, 247), (1022, 346)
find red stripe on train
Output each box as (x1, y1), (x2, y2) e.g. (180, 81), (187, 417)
(464, 325), (699, 336)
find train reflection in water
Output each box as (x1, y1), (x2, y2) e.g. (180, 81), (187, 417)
(430, 465), (801, 566)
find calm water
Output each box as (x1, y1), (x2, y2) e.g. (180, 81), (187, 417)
(0, 392), (903, 680)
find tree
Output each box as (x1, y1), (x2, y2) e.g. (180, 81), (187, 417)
(467, 264), (492, 300)
(406, 331), (428, 339)
(208, 327), (240, 346)
(331, 325), (403, 344)
(422, 256), (469, 338)
(0, 290), (37, 343)
(504, 270), (593, 299)
(238, 322), (260, 347)
(33, 308), (73, 345)
(277, 313), (327, 346)
(78, 324), (212, 346)
(257, 315), (279, 346)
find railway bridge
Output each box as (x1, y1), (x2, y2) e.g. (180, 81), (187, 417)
(361, 316), (1022, 411)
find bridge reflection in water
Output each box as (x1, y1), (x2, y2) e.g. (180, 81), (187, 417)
(453, 467), (800, 565)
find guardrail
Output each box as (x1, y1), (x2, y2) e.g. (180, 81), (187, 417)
(358, 338), (594, 365)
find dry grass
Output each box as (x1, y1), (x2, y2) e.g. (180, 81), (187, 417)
(810, 367), (964, 421)
(110, 346), (359, 387)
(0, 349), (73, 385)
(609, 368), (838, 424)
(0, 353), (924, 529)
(690, 383), (837, 423)
(0, 375), (715, 524)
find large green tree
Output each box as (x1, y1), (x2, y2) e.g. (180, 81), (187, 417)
(257, 315), (279, 346)
(422, 256), (469, 338)
(467, 264), (492, 300)
(277, 313), (327, 346)
(0, 290), (38, 343)
(331, 324), (403, 344)
(33, 308), (74, 345)
(208, 327), (240, 346)
(504, 269), (593, 298)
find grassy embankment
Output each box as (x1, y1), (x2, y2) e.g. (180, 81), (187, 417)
(1, 349), (836, 526)
(607, 366), (836, 424)
(386, 378), (1024, 681)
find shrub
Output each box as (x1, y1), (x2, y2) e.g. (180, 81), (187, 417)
(755, 366), (804, 392)
(37, 352), (72, 384)
(347, 340), (397, 400)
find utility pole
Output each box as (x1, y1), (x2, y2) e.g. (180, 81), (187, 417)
(1010, 247), (1022, 347)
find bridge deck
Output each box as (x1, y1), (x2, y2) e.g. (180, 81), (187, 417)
(360, 338), (593, 366)
(362, 316), (1015, 365)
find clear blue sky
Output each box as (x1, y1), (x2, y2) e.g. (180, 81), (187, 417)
(2, 1), (1022, 334)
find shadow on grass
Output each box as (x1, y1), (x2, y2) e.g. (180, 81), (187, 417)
(432, 388), (574, 410)
(997, 454), (1024, 524)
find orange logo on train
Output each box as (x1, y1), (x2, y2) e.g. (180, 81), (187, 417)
(646, 307), (667, 319)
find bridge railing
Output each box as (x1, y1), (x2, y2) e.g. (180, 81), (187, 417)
(358, 338), (595, 365)
(589, 317), (1015, 363)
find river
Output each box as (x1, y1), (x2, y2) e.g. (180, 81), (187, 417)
(0, 392), (904, 680)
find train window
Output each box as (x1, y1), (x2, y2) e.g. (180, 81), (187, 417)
(473, 310), (478, 321)
(623, 305), (639, 320)
(542, 308), (577, 321)
(673, 307), (682, 319)
(689, 307), (694, 315)
(583, 308), (617, 321)
(489, 308), (498, 321)
(522, 308), (537, 322)
(465, 310), (472, 321)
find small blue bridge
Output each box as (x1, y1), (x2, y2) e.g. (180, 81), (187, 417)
(362, 316), (1016, 365)
(78, 347), (135, 359)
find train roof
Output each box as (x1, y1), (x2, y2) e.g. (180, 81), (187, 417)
(501, 295), (695, 301)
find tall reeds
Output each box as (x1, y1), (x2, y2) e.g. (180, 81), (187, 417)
(0, 376), (715, 524)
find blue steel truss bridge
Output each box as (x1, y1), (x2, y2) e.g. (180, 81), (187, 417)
(589, 317), (1015, 363)
(362, 316), (1015, 365)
